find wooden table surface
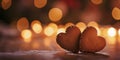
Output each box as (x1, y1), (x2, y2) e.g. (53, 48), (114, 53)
(0, 50), (109, 60)
(0, 43), (119, 60)
(0, 32), (120, 60)
(0, 38), (120, 60)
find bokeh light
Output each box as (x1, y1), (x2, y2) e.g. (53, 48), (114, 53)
(48, 23), (58, 33)
(96, 27), (101, 36)
(17, 17), (29, 31)
(44, 26), (55, 36)
(65, 22), (74, 29)
(48, 8), (63, 22)
(112, 7), (120, 20)
(106, 27), (116, 44)
(34, 0), (47, 8)
(107, 27), (116, 37)
(88, 21), (98, 28)
(118, 29), (120, 43)
(1, 0), (12, 10)
(57, 28), (65, 34)
(21, 29), (32, 43)
(76, 22), (86, 32)
(118, 29), (120, 36)
(91, 0), (103, 5)
(88, 21), (100, 35)
(31, 20), (42, 34)
(100, 26), (111, 37)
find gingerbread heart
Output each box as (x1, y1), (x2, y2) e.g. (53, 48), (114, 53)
(79, 27), (106, 53)
(56, 26), (81, 53)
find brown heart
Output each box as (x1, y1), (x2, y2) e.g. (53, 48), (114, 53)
(79, 27), (106, 53)
(56, 26), (81, 53)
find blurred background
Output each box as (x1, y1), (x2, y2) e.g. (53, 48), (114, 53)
(0, 0), (120, 52)
(0, 0), (120, 25)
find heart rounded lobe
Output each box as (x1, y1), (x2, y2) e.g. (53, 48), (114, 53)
(56, 26), (81, 53)
(79, 27), (106, 53)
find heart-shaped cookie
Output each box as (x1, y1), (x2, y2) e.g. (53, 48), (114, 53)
(56, 26), (81, 53)
(79, 27), (106, 53)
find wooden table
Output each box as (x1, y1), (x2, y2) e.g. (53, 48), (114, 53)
(0, 44), (120, 60)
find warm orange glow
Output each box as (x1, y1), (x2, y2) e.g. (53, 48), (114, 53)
(21, 29), (32, 43)
(31, 20), (42, 34)
(107, 36), (116, 45)
(91, 0), (103, 5)
(32, 41), (40, 49)
(107, 27), (116, 37)
(96, 27), (101, 36)
(44, 23), (58, 36)
(98, 26), (116, 45)
(1, 0), (12, 10)
(17, 17), (29, 31)
(106, 27), (116, 45)
(88, 21), (98, 28)
(44, 38), (51, 47)
(118, 29), (120, 36)
(57, 28), (65, 34)
(100, 26), (112, 37)
(112, 7), (120, 20)
(76, 22), (86, 32)
(49, 8), (63, 22)
(88, 21), (100, 35)
(100, 26), (109, 37)
(48, 23), (58, 32)
(65, 22), (74, 29)
(44, 26), (55, 36)
(118, 29), (120, 43)
(34, 0), (47, 8)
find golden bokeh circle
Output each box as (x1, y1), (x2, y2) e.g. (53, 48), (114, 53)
(1, 0), (12, 10)
(49, 8), (63, 22)
(91, 0), (103, 5)
(76, 22), (86, 32)
(17, 17), (29, 31)
(21, 29), (32, 43)
(34, 0), (47, 8)
(112, 7), (120, 20)
(31, 20), (42, 34)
